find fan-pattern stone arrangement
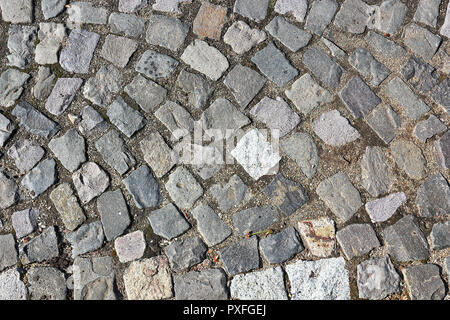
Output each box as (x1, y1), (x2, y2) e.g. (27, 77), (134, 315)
(0, 0), (449, 300)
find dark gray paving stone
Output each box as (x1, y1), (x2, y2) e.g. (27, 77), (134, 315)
(165, 166), (203, 210)
(140, 132), (175, 178)
(313, 110), (360, 147)
(0, 269), (27, 300)
(60, 29), (100, 74)
(218, 237), (260, 276)
(6, 25), (36, 69)
(192, 203), (231, 246)
(431, 78), (450, 114)
(174, 269), (228, 300)
(264, 174), (308, 216)
(0, 0), (32, 23)
(83, 64), (123, 108)
(402, 23), (442, 61)
(305, 0), (338, 36)
(49, 129), (86, 173)
(334, 0), (374, 34)
(49, 183), (86, 231)
(413, 115), (446, 143)
(340, 76), (381, 118)
(430, 221), (450, 250)
(435, 131), (450, 170)
(0, 113), (14, 147)
(382, 215), (429, 262)
(0, 234), (17, 271)
(100, 35), (138, 68)
(176, 70), (213, 109)
(209, 175), (248, 212)
(45, 78), (83, 116)
(360, 146), (393, 197)
(146, 14), (189, 51)
(336, 224), (380, 259)
(155, 101), (194, 140)
(136, 50), (179, 80)
(0, 171), (18, 209)
(251, 42), (298, 87)
(67, 2), (108, 24)
(41, 0), (66, 19)
(390, 140), (426, 180)
(365, 104), (401, 144)
(348, 48), (391, 87)
(11, 208), (38, 238)
(95, 130), (136, 175)
(415, 173), (450, 218)
(27, 267), (67, 300)
(98, 189), (130, 241)
(123, 165), (161, 209)
(0, 69), (30, 108)
(78, 105), (109, 136)
(260, 227), (303, 264)
(107, 97), (146, 138)
(281, 132), (319, 179)
(265, 16), (312, 51)
(357, 256), (401, 300)
(148, 203), (190, 240)
(19, 226), (59, 264)
(303, 47), (343, 89)
(233, 0), (268, 22)
(108, 12), (145, 38)
(72, 162), (109, 204)
(125, 75), (167, 113)
(401, 56), (439, 94)
(114, 231), (146, 263)
(365, 30), (406, 59)
(164, 237), (207, 272)
(12, 102), (59, 138)
(232, 206), (280, 235)
(21, 159), (57, 199)
(402, 264), (445, 300)
(66, 221), (104, 258)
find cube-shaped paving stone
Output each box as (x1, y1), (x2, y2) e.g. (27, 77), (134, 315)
(101, 35), (138, 68)
(403, 23), (442, 61)
(98, 189), (131, 241)
(365, 30), (406, 59)
(148, 203), (190, 240)
(193, 2), (227, 40)
(334, 0), (373, 34)
(165, 166), (203, 210)
(60, 29), (100, 74)
(313, 110), (360, 147)
(218, 237), (260, 276)
(402, 264), (445, 300)
(125, 75), (167, 113)
(390, 140), (426, 180)
(22, 158), (57, 199)
(146, 14), (189, 51)
(435, 131), (450, 170)
(281, 132), (319, 179)
(114, 231), (146, 263)
(95, 130), (136, 175)
(45, 78), (83, 116)
(303, 47), (343, 89)
(11, 208), (38, 238)
(123, 165), (161, 209)
(174, 269), (228, 300)
(360, 146), (393, 197)
(223, 21), (266, 55)
(140, 132), (175, 178)
(365, 192), (406, 223)
(72, 162), (110, 204)
(107, 97), (146, 138)
(109, 12), (146, 38)
(27, 267), (67, 300)
(234, 0), (269, 22)
(19, 226), (59, 264)
(297, 217), (336, 258)
(430, 221), (450, 250)
(232, 206), (280, 236)
(402, 56), (439, 94)
(66, 221), (104, 258)
(336, 224), (380, 259)
(83, 64), (123, 108)
(365, 104), (401, 144)
(348, 48), (391, 87)
(12, 102), (59, 138)
(7, 139), (44, 175)
(415, 173), (450, 218)
(305, 0), (338, 36)
(340, 76), (381, 118)
(260, 227), (303, 264)
(0, 234), (18, 271)
(67, 2), (108, 24)
(265, 16), (311, 52)
(209, 175), (248, 212)
(155, 101), (194, 140)
(50, 182), (86, 232)
(413, 115), (446, 143)
(192, 204), (231, 246)
(0, 0), (32, 23)
(135, 50), (179, 80)
(164, 237), (207, 272)
(176, 70), (213, 109)
(0, 269), (27, 300)
(0, 69), (30, 108)
(49, 129), (86, 173)
(264, 174), (308, 215)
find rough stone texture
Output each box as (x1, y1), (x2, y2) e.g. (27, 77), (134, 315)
(119, 0), (147, 13)
(66, 221), (104, 258)
(67, 2), (108, 24)
(305, 0), (338, 36)
(340, 76), (381, 118)
(155, 101), (194, 140)
(230, 267), (288, 300)
(176, 70), (213, 109)
(365, 104), (401, 144)
(313, 110), (360, 147)
(0, 0), (32, 23)
(140, 132), (174, 178)
(123, 165), (161, 209)
(125, 75), (167, 113)
(145, 14), (188, 52)
(50, 183), (86, 231)
(441, 2), (450, 37)
(165, 166), (203, 210)
(413, 115), (446, 143)
(357, 256), (401, 300)
(193, 2), (227, 40)
(0, 269), (27, 300)
(265, 16), (311, 52)
(174, 269), (228, 300)
(101, 35), (138, 68)
(83, 64), (123, 108)
(382, 215), (430, 262)
(49, 129), (86, 173)
(0, 234), (17, 271)
(45, 78), (83, 116)
(148, 203), (190, 240)
(297, 217), (336, 258)
(336, 224), (380, 259)
(223, 21), (266, 55)
(286, 257), (350, 300)
(114, 231), (146, 263)
(60, 29), (100, 74)
(19, 226), (59, 264)
(402, 264), (445, 300)
(365, 30), (406, 59)
(7, 25), (37, 69)
(435, 130), (450, 170)
(164, 236), (207, 272)
(365, 192), (407, 223)
(12, 208), (38, 238)
(303, 47), (343, 89)
(0, 69), (30, 108)
(234, 0), (268, 22)
(334, 0), (374, 34)
(390, 140), (426, 180)
(109, 12), (145, 38)
(27, 267), (67, 300)
(107, 97), (146, 138)
(32, 67), (55, 101)
(274, 0), (308, 22)
(209, 175), (248, 212)
(35, 23), (65, 65)
(192, 203), (231, 246)
(281, 132), (319, 179)
(152, 0), (191, 14)
(135, 50), (179, 80)
(260, 227), (303, 264)
(0, 171), (18, 209)
(95, 130), (136, 175)
(402, 56), (439, 94)
(415, 173), (450, 218)
(402, 23), (442, 61)
(72, 162), (109, 204)
(232, 206), (279, 235)
(369, 0), (408, 35)
(361, 146), (393, 197)
(218, 237), (260, 276)
(348, 48), (391, 87)
(97, 189), (130, 241)
(263, 174), (308, 215)
(74, 106), (108, 135)
(430, 221), (450, 250)
(41, 0), (66, 19)
(21, 158), (57, 199)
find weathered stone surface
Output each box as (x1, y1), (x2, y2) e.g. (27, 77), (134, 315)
(303, 47), (343, 89)
(305, 0), (338, 36)
(32, 67), (55, 101)
(20, 226), (59, 264)
(275, 0), (307, 22)
(365, 192), (407, 223)
(281, 132), (319, 179)
(321, 37), (347, 60)
(123, 165), (161, 209)
(285, 73), (332, 115)
(209, 175), (248, 212)
(109, 12), (145, 38)
(390, 140), (426, 180)
(66, 221), (104, 258)
(431, 78), (450, 113)
(155, 101), (194, 140)
(349, 48), (391, 87)
(12, 208), (38, 238)
(0, 0), (32, 23)
(176, 70), (213, 109)
(67, 2), (108, 24)
(107, 98), (146, 138)
(27, 267), (67, 300)
(402, 23), (442, 61)
(441, 2), (450, 37)
(234, 0), (268, 22)
(0, 113), (13, 148)
(264, 174), (308, 215)
(232, 206), (279, 235)
(7, 25), (36, 69)
(148, 203), (190, 240)
(415, 173), (450, 218)
(98, 189), (130, 241)
(95, 130), (136, 175)
(382, 215), (429, 262)
(192, 204), (231, 246)
(260, 227), (303, 264)
(334, 0), (374, 34)
(337, 224), (380, 259)
(218, 237), (260, 276)
(152, 0), (191, 13)
(297, 217), (336, 257)
(41, 0), (66, 19)
(340, 76), (381, 118)
(357, 256), (401, 300)
(83, 64), (123, 108)
(135, 49), (179, 79)
(164, 237), (207, 272)
(361, 146), (393, 197)
(251, 42), (298, 87)
(72, 162), (109, 204)
(125, 75), (166, 113)
(414, 0), (441, 28)
(368, 0), (408, 35)
(365, 30), (406, 59)
(60, 29), (100, 74)
(435, 130), (450, 170)
(166, 166), (203, 210)
(114, 231), (146, 263)
(119, 0), (147, 13)
(430, 221), (450, 250)
(0, 234), (17, 271)
(402, 56), (439, 94)
(413, 115), (446, 143)
(223, 21), (266, 55)
(50, 183), (85, 231)
(313, 110), (360, 147)
(146, 14), (188, 51)
(49, 129), (86, 173)
(78, 105), (109, 136)
(174, 269), (228, 300)
(0, 171), (18, 209)
(123, 256), (172, 300)
(403, 264), (445, 300)
(0, 269), (27, 300)
(266, 16), (311, 52)
(45, 78), (83, 116)
(286, 257), (350, 300)
(230, 267), (288, 300)
(181, 40), (229, 81)
(193, 2), (227, 40)
(365, 104), (401, 144)
(140, 132), (174, 178)
(101, 35), (138, 68)
(35, 23), (65, 65)
(0, 69), (30, 108)
(21, 159), (57, 199)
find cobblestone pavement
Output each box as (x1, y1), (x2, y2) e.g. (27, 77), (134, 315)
(0, 0), (449, 301)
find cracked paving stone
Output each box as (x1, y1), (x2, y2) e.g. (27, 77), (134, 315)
(0, 0), (32, 23)
(0, 171), (18, 209)
(233, 0), (268, 22)
(140, 132), (175, 178)
(78, 105), (109, 136)
(413, 115), (446, 143)
(382, 215), (429, 262)
(119, 0), (147, 13)
(148, 203), (190, 240)
(146, 14), (188, 51)
(401, 56), (439, 94)
(107, 97), (146, 138)
(435, 131), (450, 170)
(413, 0), (441, 28)
(313, 110), (360, 147)
(230, 267), (288, 300)
(251, 42), (298, 87)
(286, 257), (350, 300)
(365, 104), (401, 144)
(27, 267), (67, 300)
(209, 175), (248, 212)
(365, 192), (407, 223)
(67, 2), (108, 25)
(83, 64), (123, 108)
(59, 29), (100, 74)
(95, 130), (136, 175)
(41, 0), (66, 19)
(369, 0), (408, 35)
(155, 101), (194, 140)
(0, 69), (30, 108)
(101, 35), (138, 68)
(72, 162), (110, 204)
(66, 221), (104, 258)
(231, 129), (281, 181)
(0, 113), (14, 147)
(402, 264), (445, 300)
(12, 208), (38, 239)
(336, 224), (380, 260)
(164, 237), (207, 272)
(340, 76), (381, 118)
(0, 269), (27, 300)
(114, 231), (146, 263)
(125, 75), (167, 113)
(152, 0), (191, 14)
(19, 226), (59, 264)
(275, 0), (307, 22)
(192, 203), (231, 246)
(250, 97), (300, 138)
(232, 206), (280, 236)
(361, 146), (393, 197)
(334, 0), (374, 34)
(6, 140), (45, 176)
(224, 64), (266, 109)
(35, 23), (65, 65)
(285, 73), (332, 116)
(223, 21), (266, 55)
(218, 236), (260, 276)
(390, 140), (426, 180)
(305, 0), (338, 36)
(174, 269), (228, 300)
(49, 129), (86, 173)
(260, 227), (303, 264)
(402, 23), (442, 61)
(98, 189), (131, 241)
(6, 25), (36, 69)
(123, 256), (172, 300)
(431, 78), (450, 113)
(32, 67), (55, 101)
(303, 47), (343, 89)
(265, 16), (311, 52)
(357, 256), (401, 300)
(415, 173), (450, 218)
(165, 166), (203, 210)
(123, 165), (161, 209)
(176, 70), (213, 109)
(0, 234), (18, 271)
(181, 40), (229, 81)
(73, 256), (116, 300)
(45, 78), (83, 116)
(264, 174), (308, 216)
(316, 172), (362, 223)
(297, 217), (336, 257)
(430, 221), (450, 250)
(348, 48), (391, 87)
(135, 50), (179, 80)
(193, 2), (227, 40)
(21, 158), (57, 199)
(50, 183), (86, 231)
(109, 12), (145, 38)
(281, 132), (319, 179)
(364, 30), (406, 59)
